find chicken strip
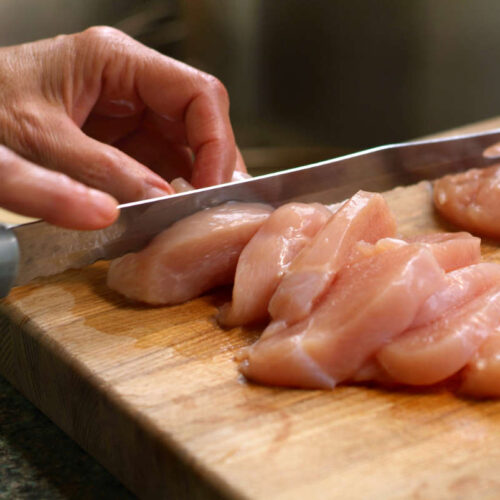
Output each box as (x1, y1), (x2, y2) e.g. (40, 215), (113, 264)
(218, 202), (331, 327)
(433, 164), (500, 239)
(377, 286), (500, 386)
(240, 244), (445, 389)
(268, 191), (397, 328)
(107, 202), (272, 305)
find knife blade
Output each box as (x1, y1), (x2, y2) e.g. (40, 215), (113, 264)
(2, 128), (500, 298)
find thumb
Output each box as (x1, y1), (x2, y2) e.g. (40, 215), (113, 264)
(0, 145), (118, 229)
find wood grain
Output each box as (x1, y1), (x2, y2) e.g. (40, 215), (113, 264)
(3, 141), (500, 499)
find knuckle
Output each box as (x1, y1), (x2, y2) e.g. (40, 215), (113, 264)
(73, 26), (138, 65)
(202, 75), (230, 105)
(77, 25), (126, 45)
(80, 150), (117, 186)
(97, 148), (121, 171)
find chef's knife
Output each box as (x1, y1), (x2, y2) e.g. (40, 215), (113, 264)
(2, 128), (500, 298)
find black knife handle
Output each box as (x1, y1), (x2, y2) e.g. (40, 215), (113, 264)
(0, 224), (19, 298)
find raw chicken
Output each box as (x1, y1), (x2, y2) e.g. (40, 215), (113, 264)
(351, 358), (393, 385)
(377, 286), (500, 386)
(406, 232), (480, 272)
(267, 191), (397, 327)
(239, 244), (445, 389)
(349, 232), (480, 272)
(433, 164), (500, 239)
(354, 262), (500, 385)
(348, 237), (407, 264)
(218, 203), (331, 327)
(460, 326), (500, 398)
(107, 202), (272, 305)
(410, 263), (500, 329)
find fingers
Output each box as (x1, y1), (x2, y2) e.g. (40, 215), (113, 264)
(114, 127), (193, 182)
(0, 26), (239, 209)
(235, 147), (248, 173)
(0, 146), (118, 229)
(183, 86), (236, 188)
(81, 28), (238, 187)
(19, 110), (174, 202)
(137, 65), (236, 186)
(82, 113), (144, 145)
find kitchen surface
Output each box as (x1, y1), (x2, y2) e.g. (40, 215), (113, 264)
(3, 2), (500, 499)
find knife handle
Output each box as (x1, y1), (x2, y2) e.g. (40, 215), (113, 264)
(0, 224), (19, 298)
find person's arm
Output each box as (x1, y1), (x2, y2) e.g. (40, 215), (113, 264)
(0, 26), (246, 229)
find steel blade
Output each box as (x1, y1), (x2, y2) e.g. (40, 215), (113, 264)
(13, 128), (500, 285)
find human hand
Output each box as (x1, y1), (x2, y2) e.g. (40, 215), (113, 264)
(0, 26), (246, 229)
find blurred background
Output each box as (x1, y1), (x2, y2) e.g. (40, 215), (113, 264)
(2, 0), (500, 173)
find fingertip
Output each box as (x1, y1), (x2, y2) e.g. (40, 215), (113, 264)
(235, 147), (248, 174)
(143, 184), (175, 199)
(87, 188), (120, 228)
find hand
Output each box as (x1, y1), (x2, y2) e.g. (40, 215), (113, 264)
(0, 26), (246, 229)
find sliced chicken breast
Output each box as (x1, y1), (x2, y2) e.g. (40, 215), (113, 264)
(107, 202), (272, 305)
(240, 244), (445, 389)
(219, 202), (331, 327)
(268, 191), (397, 327)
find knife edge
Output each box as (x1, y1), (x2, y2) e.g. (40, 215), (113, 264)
(9, 128), (500, 288)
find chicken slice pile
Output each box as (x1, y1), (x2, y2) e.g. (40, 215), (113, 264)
(108, 190), (500, 398)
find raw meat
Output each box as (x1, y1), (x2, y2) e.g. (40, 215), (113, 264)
(239, 244), (445, 389)
(349, 232), (480, 272)
(377, 286), (500, 386)
(354, 262), (500, 385)
(347, 237), (407, 264)
(218, 203), (331, 327)
(267, 191), (397, 327)
(351, 359), (393, 385)
(107, 202), (272, 305)
(433, 164), (500, 239)
(406, 232), (480, 272)
(410, 263), (500, 329)
(460, 327), (500, 398)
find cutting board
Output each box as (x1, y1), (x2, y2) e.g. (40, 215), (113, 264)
(3, 131), (500, 500)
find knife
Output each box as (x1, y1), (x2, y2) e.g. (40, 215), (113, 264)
(1, 128), (500, 298)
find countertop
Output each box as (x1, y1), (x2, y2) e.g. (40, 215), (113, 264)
(0, 375), (135, 499)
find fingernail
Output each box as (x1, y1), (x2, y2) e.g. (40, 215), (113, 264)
(145, 186), (173, 199)
(231, 171), (252, 182)
(171, 177), (194, 193)
(483, 144), (500, 158)
(88, 188), (119, 223)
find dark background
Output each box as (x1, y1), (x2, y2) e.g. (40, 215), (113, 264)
(2, 0), (500, 171)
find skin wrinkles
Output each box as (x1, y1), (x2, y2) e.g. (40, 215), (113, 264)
(0, 26), (246, 229)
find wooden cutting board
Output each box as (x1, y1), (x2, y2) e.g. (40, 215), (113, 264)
(3, 126), (500, 499)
